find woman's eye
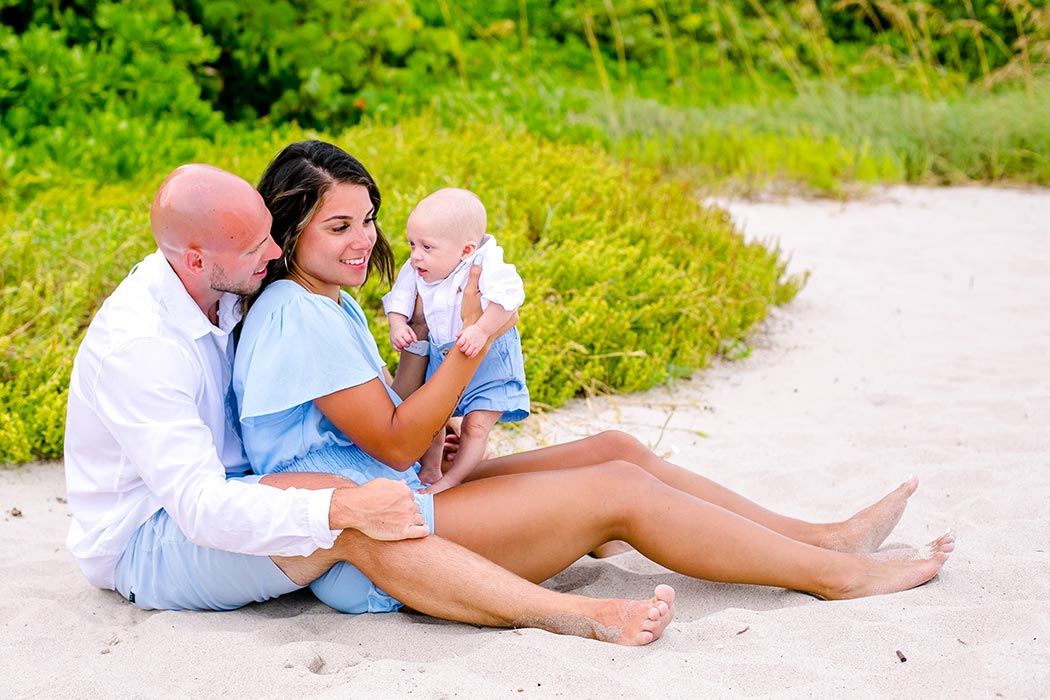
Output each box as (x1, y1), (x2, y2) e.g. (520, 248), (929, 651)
(333, 223), (349, 232)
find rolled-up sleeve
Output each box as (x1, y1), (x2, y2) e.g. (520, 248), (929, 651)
(480, 243), (525, 311)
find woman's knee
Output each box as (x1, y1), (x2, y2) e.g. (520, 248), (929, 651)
(593, 459), (658, 496)
(584, 460), (659, 532)
(587, 430), (650, 463)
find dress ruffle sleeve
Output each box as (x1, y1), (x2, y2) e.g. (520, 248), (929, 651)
(238, 291), (380, 420)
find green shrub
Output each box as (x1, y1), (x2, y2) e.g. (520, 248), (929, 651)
(0, 119), (801, 463)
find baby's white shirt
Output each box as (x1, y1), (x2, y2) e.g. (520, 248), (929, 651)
(382, 234), (525, 346)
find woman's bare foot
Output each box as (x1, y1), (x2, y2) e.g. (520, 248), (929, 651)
(818, 475), (919, 553)
(517, 585), (676, 646)
(823, 530), (955, 600)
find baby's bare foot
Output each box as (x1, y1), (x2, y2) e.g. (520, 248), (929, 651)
(827, 529), (954, 600)
(416, 463), (442, 487)
(819, 475), (919, 553)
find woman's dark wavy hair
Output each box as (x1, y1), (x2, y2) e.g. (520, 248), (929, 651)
(255, 140), (395, 292)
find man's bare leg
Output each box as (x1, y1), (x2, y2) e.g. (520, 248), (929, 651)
(261, 472), (674, 645)
(475, 431), (918, 553)
(274, 529), (674, 645)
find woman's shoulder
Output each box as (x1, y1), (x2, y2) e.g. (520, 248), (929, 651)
(338, 289), (367, 318)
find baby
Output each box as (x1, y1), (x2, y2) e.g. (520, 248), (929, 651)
(383, 188), (529, 495)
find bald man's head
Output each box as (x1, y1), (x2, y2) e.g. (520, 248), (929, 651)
(150, 164), (281, 308)
(150, 164), (271, 255)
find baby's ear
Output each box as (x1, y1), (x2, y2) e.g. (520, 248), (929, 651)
(461, 241), (478, 259)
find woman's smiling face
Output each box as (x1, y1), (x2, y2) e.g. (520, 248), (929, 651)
(291, 183), (377, 299)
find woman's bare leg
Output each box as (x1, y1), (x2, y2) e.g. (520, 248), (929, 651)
(474, 431), (916, 553)
(436, 462), (952, 600)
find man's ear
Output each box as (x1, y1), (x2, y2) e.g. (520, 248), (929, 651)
(183, 248), (206, 275)
(461, 241), (478, 260)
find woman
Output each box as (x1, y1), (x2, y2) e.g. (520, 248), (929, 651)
(233, 139), (952, 618)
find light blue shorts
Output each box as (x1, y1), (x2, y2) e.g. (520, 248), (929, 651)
(114, 505), (302, 611)
(427, 326), (530, 421)
(277, 444), (436, 614)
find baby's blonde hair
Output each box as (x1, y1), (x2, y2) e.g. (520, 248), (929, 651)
(408, 187), (486, 245)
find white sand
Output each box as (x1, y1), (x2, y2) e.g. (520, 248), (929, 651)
(2, 185), (1049, 699)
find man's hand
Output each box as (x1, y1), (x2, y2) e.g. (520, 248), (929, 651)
(330, 478), (429, 541)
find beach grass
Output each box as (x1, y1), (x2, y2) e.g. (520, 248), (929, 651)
(0, 119), (802, 463)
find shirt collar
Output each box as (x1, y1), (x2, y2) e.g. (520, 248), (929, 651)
(145, 250), (244, 340)
(434, 234), (494, 287)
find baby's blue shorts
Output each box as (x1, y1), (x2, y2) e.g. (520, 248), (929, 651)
(427, 326), (530, 421)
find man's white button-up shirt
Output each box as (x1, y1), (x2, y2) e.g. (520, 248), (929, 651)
(64, 251), (338, 590)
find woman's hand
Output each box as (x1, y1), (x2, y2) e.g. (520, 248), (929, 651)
(460, 261), (518, 342)
(459, 258), (484, 327)
(408, 291), (429, 341)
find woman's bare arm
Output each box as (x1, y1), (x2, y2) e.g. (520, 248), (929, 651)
(315, 263), (515, 469)
(389, 293), (430, 400)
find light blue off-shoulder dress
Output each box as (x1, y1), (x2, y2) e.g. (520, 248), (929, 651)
(233, 280), (434, 613)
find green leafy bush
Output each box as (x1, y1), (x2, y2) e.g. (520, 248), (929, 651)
(0, 119), (801, 463)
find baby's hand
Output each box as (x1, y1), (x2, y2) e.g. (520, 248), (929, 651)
(456, 324), (489, 358)
(389, 320), (418, 351)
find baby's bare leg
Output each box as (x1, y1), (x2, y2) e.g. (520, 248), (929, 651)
(417, 432), (445, 486)
(421, 410), (500, 495)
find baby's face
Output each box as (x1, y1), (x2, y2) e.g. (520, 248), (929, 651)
(406, 223), (472, 284)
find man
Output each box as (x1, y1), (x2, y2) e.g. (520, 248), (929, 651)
(64, 163), (672, 645)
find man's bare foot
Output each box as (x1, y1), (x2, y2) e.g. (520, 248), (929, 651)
(515, 585), (676, 646)
(592, 584), (676, 646)
(818, 475), (919, 553)
(823, 530), (955, 600)
(588, 540), (634, 559)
